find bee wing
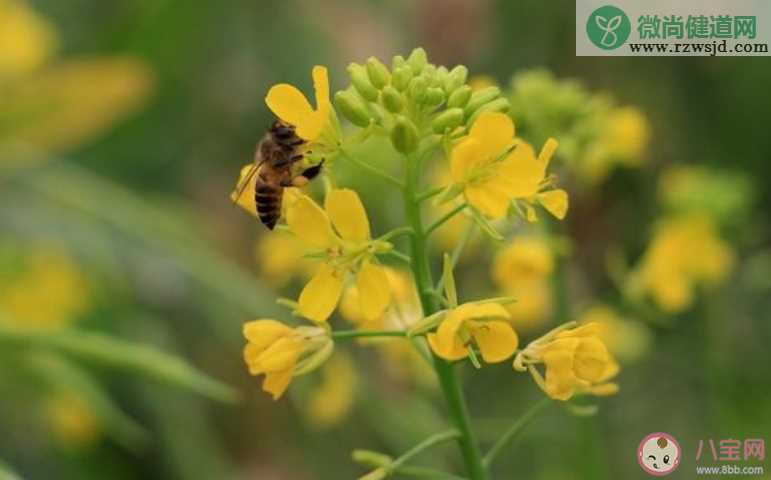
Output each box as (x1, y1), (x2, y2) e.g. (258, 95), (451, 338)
(231, 161), (262, 205)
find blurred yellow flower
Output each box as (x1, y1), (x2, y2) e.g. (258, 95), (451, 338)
(286, 188), (392, 323)
(628, 214), (734, 313)
(467, 75), (497, 92)
(578, 305), (651, 364)
(582, 106), (650, 183)
(254, 229), (315, 287)
(514, 322), (619, 401)
(306, 353), (357, 429)
(0, 0), (55, 77)
(243, 319), (333, 400)
(0, 248), (89, 330)
(493, 237), (554, 286)
(45, 391), (100, 447)
(427, 302), (518, 363)
(450, 112), (567, 221)
(605, 107), (649, 164)
(0, 0), (153, 157)
(265, 65), (336, 145)
(492, 238), (554, 330)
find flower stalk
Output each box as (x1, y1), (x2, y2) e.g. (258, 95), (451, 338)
(403, 149), (490, 480)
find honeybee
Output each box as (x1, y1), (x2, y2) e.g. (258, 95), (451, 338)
(234, 120), (323, 229)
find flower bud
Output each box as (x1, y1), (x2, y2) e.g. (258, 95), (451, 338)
(406, 47), (428, 75)
(390, 116), (419, 154)
(445, 65), (468, 92)
(466, 97), (510, 125)
(464, 86), (501, 117)
(424, 86), (445, 107)
(408, 76), (428, 103)
(447, 85), (472, 108)
(391, 66), (413, 91)
(366, 56), (390, 89)
(435, 66), (449, 88)
(347, 63), (379, 101)
(431, 107), (464, 133)
(334, 89), (372, 127)
(421, 64), (436, 82)
(381, 85), (404, 113)
(391, 54), (406, 71)
(351, 450), (393, 468)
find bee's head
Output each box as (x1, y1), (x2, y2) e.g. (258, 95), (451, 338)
(270, 119), (296, 140)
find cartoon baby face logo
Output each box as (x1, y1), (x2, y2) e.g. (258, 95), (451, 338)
(638, 432), (681, 476)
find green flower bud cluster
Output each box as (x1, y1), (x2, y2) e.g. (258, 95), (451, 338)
(334, 47), (510, 154)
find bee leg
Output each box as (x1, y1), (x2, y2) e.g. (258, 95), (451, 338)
(291, 161), (324, 187)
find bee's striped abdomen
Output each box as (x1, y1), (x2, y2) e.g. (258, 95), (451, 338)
(255, 179), (282, 230)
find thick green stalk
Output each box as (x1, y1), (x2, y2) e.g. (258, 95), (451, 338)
(402, 152), (489, 480)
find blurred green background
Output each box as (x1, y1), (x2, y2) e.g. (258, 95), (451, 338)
(1, 0), (770, 479)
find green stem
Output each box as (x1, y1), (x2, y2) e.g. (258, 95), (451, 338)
(483, 398), (551, 467)
(331, 329), (406, 340)
(403, 151), (489, 480)
(426, 203), (468, 236)
(389, 429), (461, 472)
(415, 185), (446, 203)
(339, 149), (404, 189)
(434, 223), (475, 292)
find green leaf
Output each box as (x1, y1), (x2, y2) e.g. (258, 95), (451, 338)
(0, 460), (21, 480)
(0, 323), (238, 404)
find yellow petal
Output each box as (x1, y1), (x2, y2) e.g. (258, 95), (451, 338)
(262, 369), (294, 400)
(325, 188), (370, 242)
(537, 189), (568, 220)
(556, 322), (604, 340)
(427, 332), (468, 361)
(265, 83), (313, 127)
(542, 349), (579, 401)
(465, 182), (511, 219)
(243, 319), (293, 351)
(573, 338), (612, 382)
(230, 164), (259, 216)
(468, 111), (515, 159)
(312, 65), (330, 111)
(0, 0), (56, 77)
(298, 264), (344, 323)
(254, 336), (305, 373)
(588, 382), (619, 396)
(506, 142), (545, 198)
(296, 109), (326, 141)
(429, 309), (469, 361)
(449, 137), (481, 183)
(286, 193), (335, 249)
(456, 302), (511, 322)
(356, 261), (391, 322)
(537, 138), (559, 169)
(471, 320), (518, 363)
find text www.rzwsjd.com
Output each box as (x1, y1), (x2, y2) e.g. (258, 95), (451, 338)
(628, 39), (768, 55)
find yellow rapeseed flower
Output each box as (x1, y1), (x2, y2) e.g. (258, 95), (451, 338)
(578, 305), (651, 363)
(514, 322), (619, 401)
(0, 0), (55, 77)
(243, 319), (333, 400)
(45, 391), (100, 447)
(427, 302), (519, 364)
(306, 353), (357, 429)
(254, 229), (316, 287)
(492, 238), (554, 330)
(285, 188), (392, 323)
(265, 65), (338, 147)
(0, 248), (89, 330)
(628, 214), (734, 313)
(450, 111), (567, 221)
